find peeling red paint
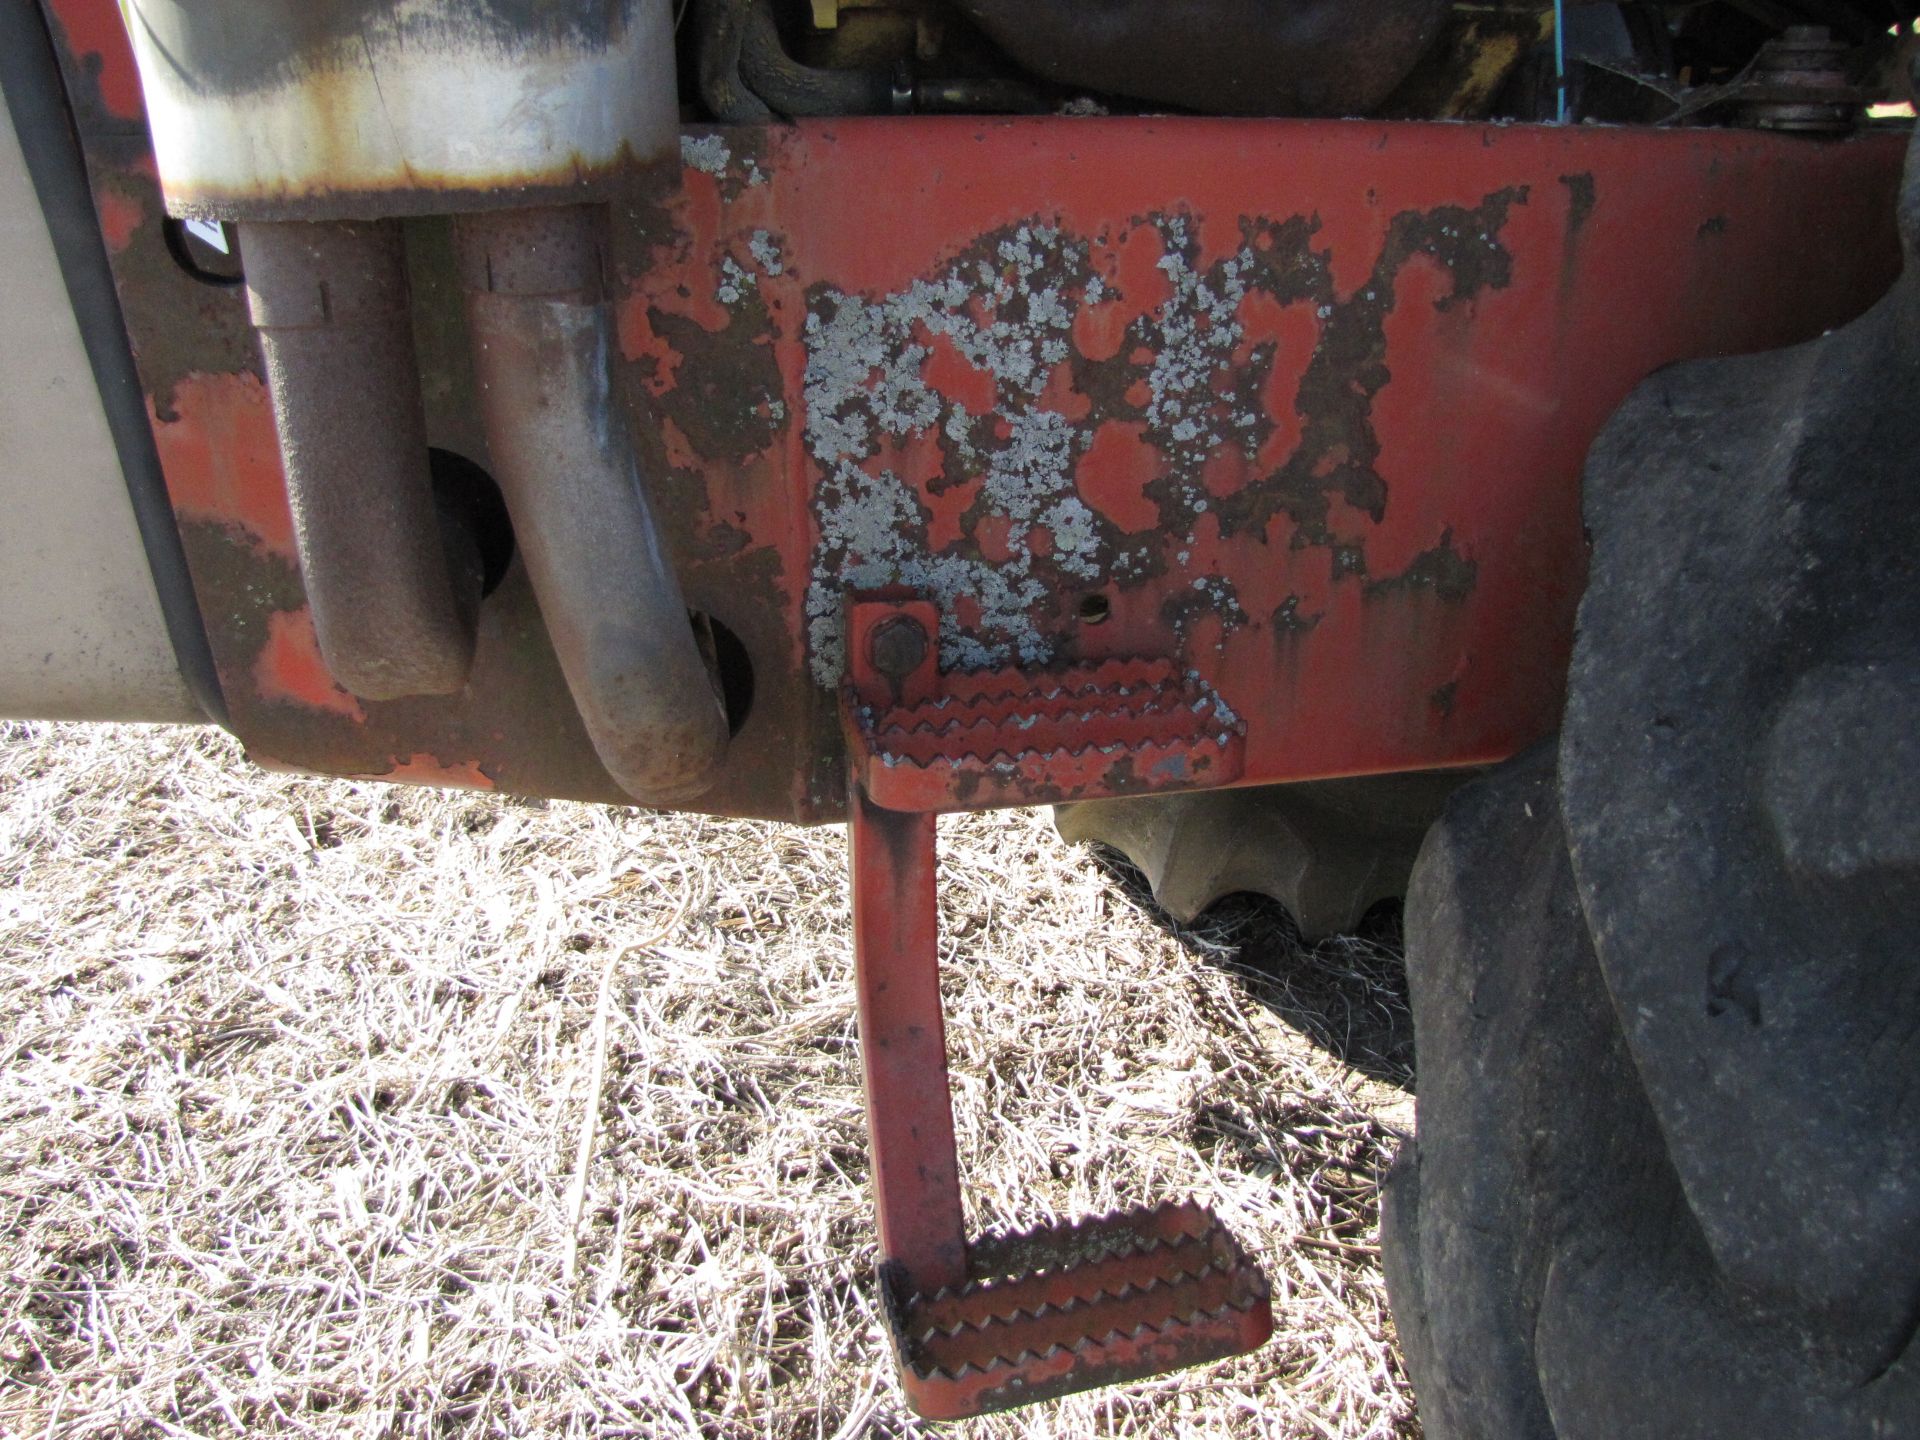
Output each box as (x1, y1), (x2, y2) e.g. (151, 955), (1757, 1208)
(93, 183), (145, 256)
(254, 609), (366, 720)
(974, 514), (1018, 565)
(44, 0), (144, 121)
(366, 754), (497, 791)
(657, 413), (702, 473)
(47, 31), (1904, 820)
(1076, 420), (1162, 533)
(1107, 224), (1177, 331)
(148, 374), (297, 561)
(921, 331), (998, 415)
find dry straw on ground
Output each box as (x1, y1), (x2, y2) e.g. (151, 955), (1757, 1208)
(0, 720), (1418, 1438)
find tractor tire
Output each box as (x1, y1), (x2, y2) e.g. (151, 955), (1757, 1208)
(1055, 771), (1466, 941)
(1380, 122), (1920, 1438)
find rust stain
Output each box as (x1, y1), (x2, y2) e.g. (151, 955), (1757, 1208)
(157, 142), (678, 225)
(1273, 595), (1323, 632)
(1160, 577), (1249, 648)
(1559, 173), (1597, 237)
(1363, 527), (1478, 602)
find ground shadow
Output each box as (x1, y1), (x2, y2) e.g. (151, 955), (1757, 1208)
(1086, 844), (1416, 1091)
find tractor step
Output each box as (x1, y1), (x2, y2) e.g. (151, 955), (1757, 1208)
(886, 1203), (1273, 1420)
(842, 596), (1244, 813)
(841, 594), (1269, 1417)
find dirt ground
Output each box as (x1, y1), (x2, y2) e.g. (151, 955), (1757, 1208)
(0, 720), (1419, 1438)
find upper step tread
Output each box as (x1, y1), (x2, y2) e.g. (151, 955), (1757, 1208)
(843, 654), (1245, 811)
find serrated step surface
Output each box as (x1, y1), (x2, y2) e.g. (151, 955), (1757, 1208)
(937, 657), (1179, 705)
(846, 660), (1245, 812)
(873, 684), (1192, 746)
(887, 1203), (1272, 1419)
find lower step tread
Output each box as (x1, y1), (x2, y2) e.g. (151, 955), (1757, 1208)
(885, 1203), (1273, 1419)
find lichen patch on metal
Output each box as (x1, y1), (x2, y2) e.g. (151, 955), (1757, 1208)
(802, 222), (1111, 682)
(800, 195), (1524, 688)
(678, 131), (769, 191)
(679, 133), (732, 176)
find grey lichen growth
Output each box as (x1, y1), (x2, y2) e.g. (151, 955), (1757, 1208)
(716, 256), (753, 307)
(803, 224), (1101, 684)
(679, 134), (769, 189)
(748, 231), (786, 276)
(800, 210), (1341, 687)
(679, 134), (731, 177)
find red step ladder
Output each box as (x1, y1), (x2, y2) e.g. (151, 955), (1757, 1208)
(841, 595), (1273, 1419)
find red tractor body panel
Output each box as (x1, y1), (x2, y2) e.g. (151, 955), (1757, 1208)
(45, 0), (1905, 820)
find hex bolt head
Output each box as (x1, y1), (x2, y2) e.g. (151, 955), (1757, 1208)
(868, 615), (930, 680)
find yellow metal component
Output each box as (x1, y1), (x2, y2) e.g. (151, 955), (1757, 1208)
(812, 0), (839, 27)
(1385, 4), (1556, 120)
(1447, 23), (1529, 116)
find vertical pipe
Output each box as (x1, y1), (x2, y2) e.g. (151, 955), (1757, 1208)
(456, 205), (728, 804)
(1555, 0), (1569, 123)
(850, 790), (969, 1292)
(243, 220), (477, 699)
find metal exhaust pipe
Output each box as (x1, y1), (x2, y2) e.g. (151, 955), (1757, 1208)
(456, 205), (729, 804)
(242, 219), (477, 700)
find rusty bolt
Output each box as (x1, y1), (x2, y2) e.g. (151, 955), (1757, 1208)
(867, 615), (930, 680)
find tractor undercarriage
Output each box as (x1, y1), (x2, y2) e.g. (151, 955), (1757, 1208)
(7, 0), (1917, 1426)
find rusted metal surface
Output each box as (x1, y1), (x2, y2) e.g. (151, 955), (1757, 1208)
(952, 0), (1450, 116)
(843, 596), (1245, 811)
(850, 750), (1271, 1415)
(645, 119), (1902, 822)
(117, 0), (679, 221)
(864, 609), (932, 682)
(456, 205), (731, 804)
(46, 0), (1909, 821)
(890, 1203), (1273, 1419)
(242, 219), (478, 699)
(849, 789), (968, 1291)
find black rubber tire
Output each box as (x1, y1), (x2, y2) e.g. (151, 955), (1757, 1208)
(1382, 744), (1920, 1438)
(1380, 123), (1920, 1440)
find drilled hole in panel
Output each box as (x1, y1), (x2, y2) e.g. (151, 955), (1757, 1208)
(428, 449), (514, 598)
(163, 217), (243, 286)
(693, 614), (756, 738)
